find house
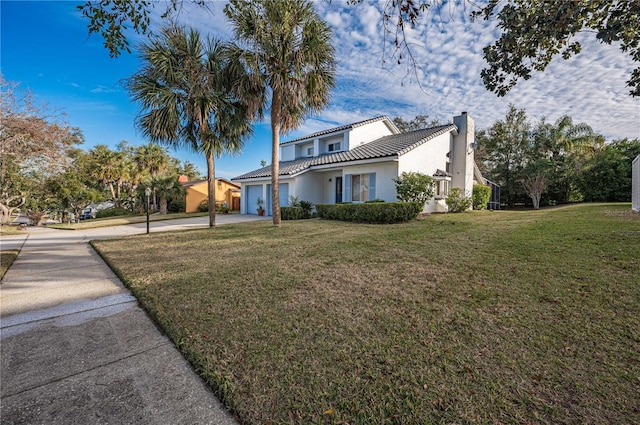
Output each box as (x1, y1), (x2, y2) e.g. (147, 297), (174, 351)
(232, 112), (485, 215)
(633, 154), (639, 212)
(182, 178), (241, 213)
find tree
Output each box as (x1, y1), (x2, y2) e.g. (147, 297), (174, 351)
(134, 142), (171, 210)
(225, 0), (336, 226)
(532, 115), (599, 204)
(46, 150), (104, 220)
(477, 104), (531, 207)
(151, 175), (184, 214)
(578, 138), (640, 202)
(77, 0), (207, 57)
(86, 145), (125, 205)
(474, 1), (640, 97)
(392, 114), (442, 132)
(0, 76), (83, 224)
(134, 143), (170, 179)
(393, 171), (435, 207)
(520, 170), (549, 210)
(127, 24), (252, 228)
(176, 160), (202, 181)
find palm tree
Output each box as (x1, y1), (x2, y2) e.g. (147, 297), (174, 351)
(134, 143), (171, 211)
(87, 145), (122, 205)
(535, 115), (598, 203)
(225, 0), (335, 226)
(152, 175), (184, 214)
(126, 24), (252, 227)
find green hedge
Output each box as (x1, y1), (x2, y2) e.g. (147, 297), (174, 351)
(472, 184), (492, 210)
(95, 207), (129, 218)
(281, 206), (311, 220)
(315, 202), (422, 223)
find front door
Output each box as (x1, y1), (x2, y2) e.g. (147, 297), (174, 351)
(335, 177), (343, 203)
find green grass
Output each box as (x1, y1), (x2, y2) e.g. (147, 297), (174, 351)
(47, 211), (208, 230)
(1, 249), (20, 281)
(0, 225), (26, 236)
(93, 203), (640, 424)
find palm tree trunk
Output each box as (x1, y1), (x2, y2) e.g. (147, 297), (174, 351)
(206, 152), (216, 228)
(271, 90), (282, 227)
(160, 197), (168, 214)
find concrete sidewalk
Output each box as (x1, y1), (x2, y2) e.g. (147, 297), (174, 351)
(0, 216), (261, 424)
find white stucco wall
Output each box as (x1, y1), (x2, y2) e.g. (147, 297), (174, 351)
(451, 113), (475, 197)
(291, 172), (324, 205)
(281, 144), (295, 162)
(341, 161), (399, 202)
(397, 132), (451, 175)
(396, 132), (452, 213)
(348, 121), (396, 149)
(320, 136), (344, 154)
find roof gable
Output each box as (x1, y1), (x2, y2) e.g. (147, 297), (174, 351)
(234, 124), (456, 180)
(280, 116), (399, 146)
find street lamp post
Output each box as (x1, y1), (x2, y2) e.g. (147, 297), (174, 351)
(145, 187), (151, 234)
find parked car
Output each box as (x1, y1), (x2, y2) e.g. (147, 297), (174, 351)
(79, 207), (97, 220)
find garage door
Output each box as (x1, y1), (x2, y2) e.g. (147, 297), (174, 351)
(245, 185), (262, 215)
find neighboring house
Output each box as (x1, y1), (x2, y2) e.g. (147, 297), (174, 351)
(633, 154), (639, 212)
(182, 178), (241, 213)
(232, 112), (485, 215)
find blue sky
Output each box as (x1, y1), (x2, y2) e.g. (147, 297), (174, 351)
(2, 1), (639, 179)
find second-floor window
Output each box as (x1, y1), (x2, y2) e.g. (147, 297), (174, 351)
(307, 147), (314, 156)
(328, 142), (341, 152)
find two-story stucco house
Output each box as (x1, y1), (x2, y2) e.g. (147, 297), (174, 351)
(233, 112), (483, 215)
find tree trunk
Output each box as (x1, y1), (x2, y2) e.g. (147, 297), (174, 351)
(108, 182), (118, 206)
(206, 153), (216, 228)
(159, 196), (168, 214)
(271, 90), (282, 227)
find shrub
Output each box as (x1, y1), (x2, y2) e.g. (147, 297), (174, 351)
(472, 184), (492, 210)
(316, 202), (422, 223)
(283, 198), (313, 219)
(198, 199), (209, 212)
(216, 203), (231, 214)
(96, 207), (129, 218)
(281, 206), (309, 220)
(168, 199), (186, 213)
(365, 199), (385, 203)
(394, 172), (435, 207)
(446, 188), (472, 213)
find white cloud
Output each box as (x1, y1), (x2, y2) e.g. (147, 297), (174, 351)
(171, 0), (639, 142)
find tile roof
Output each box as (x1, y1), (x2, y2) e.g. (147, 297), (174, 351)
(233, 124), (456, 180)
(280, 116), (398, 145)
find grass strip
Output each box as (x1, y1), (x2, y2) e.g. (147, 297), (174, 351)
(47, 211), (209, 230)
(93, 203), (640, 424)
(0, 225), (26, 236)
(1, 250), (20, 281)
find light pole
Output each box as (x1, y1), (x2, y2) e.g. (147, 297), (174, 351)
(145, 187), (151, 234)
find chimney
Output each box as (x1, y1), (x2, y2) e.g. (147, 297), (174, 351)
(178, 175), (189, 183)
(451, 112), (475, 200)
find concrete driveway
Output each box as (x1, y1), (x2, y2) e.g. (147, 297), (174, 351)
(0, 214), (265, 424)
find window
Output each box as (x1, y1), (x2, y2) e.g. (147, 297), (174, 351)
(307, 147), (314, 156)
(435, 180), (449, 198)
(328, 142), (341, 152)
(351, 174), (369, 202)
(445, 161), (450, 173)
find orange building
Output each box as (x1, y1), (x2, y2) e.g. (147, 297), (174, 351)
(182, 178), (241, 213)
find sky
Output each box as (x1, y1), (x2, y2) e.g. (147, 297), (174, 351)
(2, 0), (639, 179)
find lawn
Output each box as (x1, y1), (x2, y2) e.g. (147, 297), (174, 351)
(1, 249), (20, 281)
(47, 211), (208, 230)
(93, 203), (640, 424)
